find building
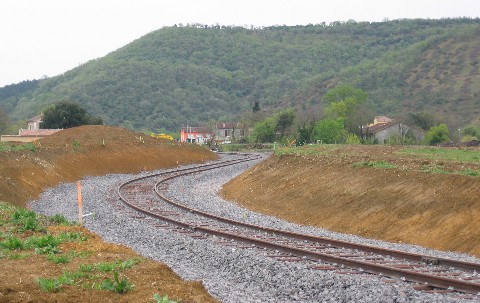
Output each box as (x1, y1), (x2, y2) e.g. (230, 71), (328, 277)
(180, 122), (247, 144)
(180, 126), (212, 144)
(0, 114), (62, 143)
(213, 122), (245, 144)
(361, 116), (425, 144)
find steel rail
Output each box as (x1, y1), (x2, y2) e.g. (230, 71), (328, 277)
(117, 154), (480, 295)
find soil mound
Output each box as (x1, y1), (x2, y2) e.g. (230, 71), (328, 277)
(0, 125), (216, 207)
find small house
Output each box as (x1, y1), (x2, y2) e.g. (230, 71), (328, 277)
(362, 116), (425, 144)
(0, 114), (62, 143)
(213, 122), (245, 144)
(180, 126), (212, 144)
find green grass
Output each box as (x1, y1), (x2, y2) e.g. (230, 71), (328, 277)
(400, 147), (480, 163)
(0, 142), (37, 153)
(49, 214), (72, 225)
(353, 160), (397, 169)
(274, 144), (340, 157)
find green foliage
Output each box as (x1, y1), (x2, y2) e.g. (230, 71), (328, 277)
(153, 293), (179, 303)
(407, 112), (438, 131)
(41, 100), (102, 129)
(424, 124), (451, 145)
(49, 214), (71, 225)
(345, 133), (361, 145)
(401, 147), (480, 163)
(312, 118), (346, 144)
(47, 253), (70, 264)
(353, 161), (397, 169)
(0, 142), (36, 153)
(462, 126), (479, 139)
(0, 236), (24, 250)
(12, 208), (41, 232)
(99, 271), (134, 293)
(0, 106), (10, 135)
(251, 117), (276, 143)
(37, 277), (62, 292)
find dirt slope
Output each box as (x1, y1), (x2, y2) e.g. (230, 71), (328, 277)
(222, 145), (480, 257)
(0, 125), (218, 302)
(0, 125), (216, 208)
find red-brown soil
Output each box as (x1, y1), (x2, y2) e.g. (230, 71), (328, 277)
(0, 125), (219, 303)
(221, 145), (480, 257)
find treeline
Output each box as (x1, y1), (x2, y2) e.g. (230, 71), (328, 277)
(0, 18), (479, 133)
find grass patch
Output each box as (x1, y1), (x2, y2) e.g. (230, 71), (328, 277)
(401, 147), (480, 163)
(49, 214), (72, 225)
(353, 160), (397, 169)
(274, 144), (339, 157)
(0, 142), (37, 153)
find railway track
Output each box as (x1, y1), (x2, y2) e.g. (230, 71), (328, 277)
(117, 153), (480, 297)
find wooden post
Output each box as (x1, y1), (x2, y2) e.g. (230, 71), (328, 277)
(77, 181), (83, 226)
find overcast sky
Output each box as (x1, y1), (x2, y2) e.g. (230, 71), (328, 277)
(0, 0), (479, 88)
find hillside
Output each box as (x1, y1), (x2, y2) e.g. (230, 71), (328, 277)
(1, 18), (479, 133)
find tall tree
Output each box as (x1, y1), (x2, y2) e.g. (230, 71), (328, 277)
(0, 106), (10, 135)
(41, 101), (102, 129)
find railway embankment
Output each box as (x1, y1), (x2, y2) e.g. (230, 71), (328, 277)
(222, 145), (480, 257)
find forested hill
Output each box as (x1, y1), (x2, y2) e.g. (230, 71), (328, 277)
(1, 18), (479, 132)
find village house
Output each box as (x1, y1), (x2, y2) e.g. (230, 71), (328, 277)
(179, 126), (212, 144)
(361, 116), (425, 144)
(0, 114), (62, 143)
(212, 122), (245, 144)
(180, 122), (247, 144)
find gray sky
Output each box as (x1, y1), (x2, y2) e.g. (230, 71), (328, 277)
(0, 0), (479, 88)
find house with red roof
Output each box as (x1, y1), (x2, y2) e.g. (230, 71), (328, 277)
(361, 116), (425, 144)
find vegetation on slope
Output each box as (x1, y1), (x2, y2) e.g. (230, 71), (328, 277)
(1, 18), (479, 133)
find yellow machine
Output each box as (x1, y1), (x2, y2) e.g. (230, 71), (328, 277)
(150, 133), (174, 141)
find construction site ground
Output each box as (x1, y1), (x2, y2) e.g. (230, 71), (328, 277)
(1, 125), (479, 302)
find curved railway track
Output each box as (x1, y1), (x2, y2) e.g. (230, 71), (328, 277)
(117, 153), (480, 297)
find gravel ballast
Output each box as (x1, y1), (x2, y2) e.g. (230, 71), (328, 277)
(31, 153), (479, 302)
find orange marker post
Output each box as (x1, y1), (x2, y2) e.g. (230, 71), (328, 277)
(77, 181), (83, 226)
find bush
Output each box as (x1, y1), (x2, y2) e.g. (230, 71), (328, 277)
(424, 124), (450, 145)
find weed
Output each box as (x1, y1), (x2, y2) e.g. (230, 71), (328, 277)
(58, 232), (87, 242)
(95, 261), (117, 272)
(37, 277), (62, 292)
(11, 208), (41, 231)
(72, 140), (81, 151)
(47, 254), (70, 264)
(79, 264), (94, 272)
(421, 164), (448, 174)
(0, 236), (24, 250)
(458, 168), (479, 177)
(50, 214), (71, 225)
(353, 160), (397, 169)
(153, 293), (179, 303)
(98, 271), (134, 293)
(28, 234), (62, 249)
(35, 245), (61, 255)
(8, 252), (30, 259)
(117, 258), (141, 270)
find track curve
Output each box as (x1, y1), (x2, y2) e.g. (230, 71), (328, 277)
(117, 153), (480, 296)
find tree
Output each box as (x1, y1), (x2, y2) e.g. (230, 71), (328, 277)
(252, 101), (260, 112)
(41, 101), (102, 129)
(251, 117), (276, 143)
(407, 112), (437, 131)
(323, 85), (370, 135)
(312, 118), (346, 144)
(0, 106), (10, 135)
(274, 108), (296, 138)
(424, 124), (450, 145)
